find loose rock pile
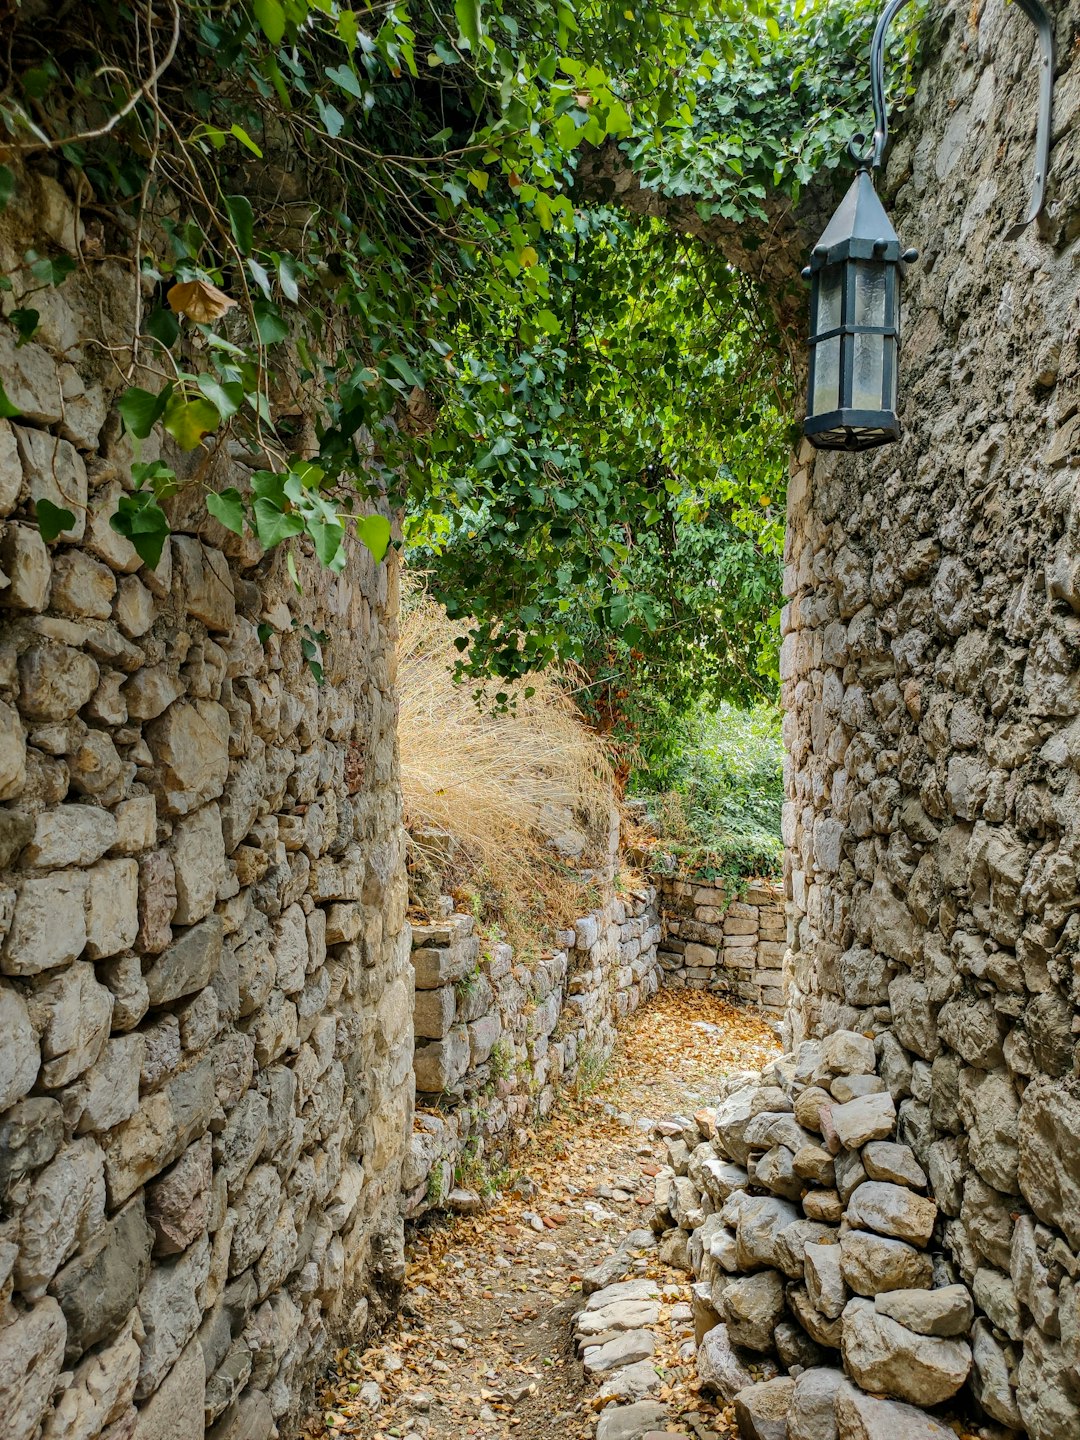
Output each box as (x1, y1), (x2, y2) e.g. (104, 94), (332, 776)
(643, 1029), (986, 1440)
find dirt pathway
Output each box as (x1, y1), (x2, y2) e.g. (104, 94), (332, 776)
(297, 990), (779, 1440)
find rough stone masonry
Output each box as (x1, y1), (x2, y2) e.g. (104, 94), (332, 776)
(781, 0), (1080, 1435)
(0, 171), (413, 1440)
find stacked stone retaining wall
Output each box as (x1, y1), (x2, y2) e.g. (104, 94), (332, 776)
(781, 2), (1080, 1434)
(657, 878), (786, 1016)
(0, 170), (412, 1440)
(403, 882), (663, 1216)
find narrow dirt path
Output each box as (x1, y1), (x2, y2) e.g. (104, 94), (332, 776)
(297, 991), (778, 1440)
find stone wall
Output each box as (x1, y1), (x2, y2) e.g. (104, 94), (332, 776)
(403, 880), (663, 1218)
(657, 877), (786, 1015)
(781, 2), (1080, 1435)
(0, 172), (413, 1439)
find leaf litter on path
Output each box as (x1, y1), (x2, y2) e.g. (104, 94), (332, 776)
(296, 989), (779, 1440)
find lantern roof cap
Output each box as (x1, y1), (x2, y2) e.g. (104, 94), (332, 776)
(810, 169), (901, 267)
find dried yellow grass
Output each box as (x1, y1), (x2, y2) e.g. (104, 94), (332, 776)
(397, 586), (614, 939)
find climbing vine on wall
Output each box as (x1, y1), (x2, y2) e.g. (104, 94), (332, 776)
(0, 0), (920, 697)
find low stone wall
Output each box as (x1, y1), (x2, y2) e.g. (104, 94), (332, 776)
(402, 884), (662, 1217)
(657, 878), (786, 1015)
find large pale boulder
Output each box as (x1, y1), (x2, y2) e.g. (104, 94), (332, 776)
(841, 1297), (971, 1405)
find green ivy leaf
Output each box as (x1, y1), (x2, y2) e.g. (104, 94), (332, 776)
(119, 384), (171, 440)
(229, 123), (264, 158)
(196, 375), (244, 421)
(454, 0), (483, 50)
(206, 487), (247, 535)
(253, 497), (305, 548)
(34, 498), (76, 542)
(0, 381), (18, 419)
(325, 64), (363, 99)
(278, 255), (301, 303)
(253, 299), (289, 345)
(162, 393), (221, 450)
(257, 621), (274, 645)
(145, 307), (180, 348)
(110, 492), (171, 569)
(28, 254), (75, 286)
(252, 0), (286, 45)
(356, 513), (392, 563)
(307, 518), (345, 570)
(225, 194), (254, 255)
(9, 308), (38, 345)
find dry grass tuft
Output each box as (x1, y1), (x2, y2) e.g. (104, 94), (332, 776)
(397, 586), (614, 943)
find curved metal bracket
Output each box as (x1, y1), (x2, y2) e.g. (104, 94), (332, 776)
(865, 0), (1054, 236)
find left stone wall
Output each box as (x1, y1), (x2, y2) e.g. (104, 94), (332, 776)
(0, 169), (413, 1440)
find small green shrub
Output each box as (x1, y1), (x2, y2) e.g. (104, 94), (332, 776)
(632, 702), (783, 889)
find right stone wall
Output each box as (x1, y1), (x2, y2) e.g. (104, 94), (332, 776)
(782, 1), (1080, 1433)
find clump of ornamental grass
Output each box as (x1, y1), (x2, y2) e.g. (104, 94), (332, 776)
(397, 584), (614, 945)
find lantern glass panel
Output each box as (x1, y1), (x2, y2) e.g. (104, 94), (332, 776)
(854, 261), (887, 327)
(852, 330), (885, 410)
(885, 334), (898, 408)
(816, 267), (842, 332)
(813, 336), (841, 413)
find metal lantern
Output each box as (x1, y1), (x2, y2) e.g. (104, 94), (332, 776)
(803, 170), (910, 453)
(802, 0), (1055, 453)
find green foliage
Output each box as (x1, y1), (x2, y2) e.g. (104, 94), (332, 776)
(0, 0), (921, 691)
(632, 702), (784, 885)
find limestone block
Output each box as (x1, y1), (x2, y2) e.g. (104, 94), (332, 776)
(0, 418), (18, 513)
(696, 1321), (755, 1399)
(820, 1030), (876, 1076)
(51, 1195), (153, 1360)
(414, 1026), (470, 1092)
(862, 1141), (926, 1188)
(32, 960), (113, 1087)
(414, 983), (456, 1040)
(839, 1230), (932, 1297)
(272, 902), (308, 994)
(805, 1240), (847, 1319)
(68, 727), (127, 802)
(146, 702), (230, 816)
(874, 1285), (973, 1337)
(734, 1195), (800, 1271)
(74, 1033), (144, 1134)
(0, 1098), (64, 1195)
(140, 1015), (181, 1091)
(840, 1297), (971, 1405)
(112, 795), (157, 855)
(0, 1296), (67, 1440)
(41, 1313), (139, 1440)
(411, 943), (469, 989)
(17, 642), (99, 720)
(50, 550), (116, 619)
(0, 700), (26, 803)
(787, 1367), (843, 1440)
(722, 1269), (784, 1351)
(0, 337), (62, 424)
(15, 426), (86, 540)
(959, 1067), (1020, 1196)
(0, 521), (51, 610)
(846, 1182), (936, 1246)
(102, 1058), (214, 1206)
(85, 480), (143, 573)
(114, 576), (156, 638)
(145, 916), (225, 1010)
(0, 980), (38, 1110)
(137, 849), (176, 955)
(229, 1162), (283, 1275)
(733, 1376), (795, 1440)
(100, 953), (150, 1032)
(14, 1137), (106, 1297)
(135, 1236), (211, 1399)
(124, 665), (184, 722)
(131, 1336), (205, 1440)
(829, 1092), (896, 1149)
(23, 804), (117, 868)
(833, 1380), (955, 1440)
(172, 536), (236, 632)
(85, 857), (139, 959)
(468, 1011), (502, 1065)
(970, 1318), (1021, 1428)
(169, 804), (225, 924)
